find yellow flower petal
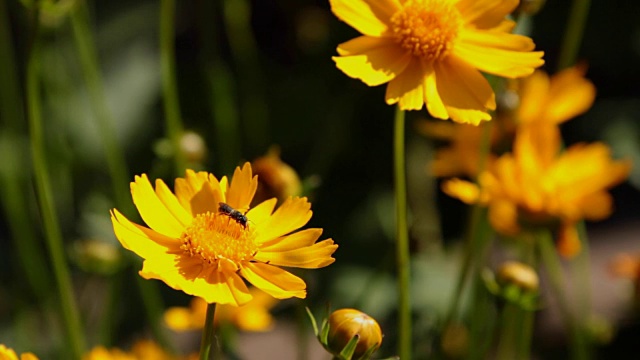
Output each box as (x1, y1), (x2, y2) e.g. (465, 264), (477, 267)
(442, 179), (482, 204)
(460, 28), (536, 52)
(141, 259), (252, 305)
(155, 179), (192, 226)
(163, 307), (195, 331)
(246, 198), (277, 225)
(259, 228), (324, 251)
(253, 197), (312, 244)
(557, 223), (581, 258)
(110, 209), (178, 259)
(578, 192), (613, 221)
(488, 199), (520, 236)
(385, 59), (426, 110)
(434, 56), (495, 124)
(545, 66), (596, 124)
(457, 0), (518, 29)
(240, 262), (306, 299)
(131, 174), (185, 238)
(334, 38), (411, 86)
(329, 0), (399, 37)
(174, 171), (222, 216)
(454, 41), (544, 78)
(255, 239), (337, 269)
(423, 67), (448, 119)
(226, 163), (258, 212)
(517, 70), (550, 124)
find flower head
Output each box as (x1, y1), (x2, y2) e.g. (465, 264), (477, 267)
(251, 147), (302, 205)
(330, 0), (544, 124)
(164, 287), (278, 332)
(443, 125), (631, 257)
(111, 163), (338, 306)
(0, 345), (38, 360)
(83, 340), (175, 360)
(326, 309), (383, 359)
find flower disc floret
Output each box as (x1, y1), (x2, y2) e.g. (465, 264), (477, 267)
(391, 0), (461, 61)
(180, 212), (257, 265)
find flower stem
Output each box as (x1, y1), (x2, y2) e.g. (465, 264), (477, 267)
(160, 0), (187, 175)
(0, 0), (50, 300)
(69, 3), (131, 212)
(26, 17), (86, 358)
(557, 0), (592, 70)
(393, 105), (411, 359)
(200, 303), (218, 360)
(538, 230), (589, 360)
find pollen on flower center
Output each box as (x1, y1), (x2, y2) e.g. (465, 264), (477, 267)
(390, 0), (462, 61)
(180, 212), (257, 265)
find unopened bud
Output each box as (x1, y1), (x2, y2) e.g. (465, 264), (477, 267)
(497, 261), (539, 292)
(327, 309), (382, 359)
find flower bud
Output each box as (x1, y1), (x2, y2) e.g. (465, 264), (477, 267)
(252, 147), (302, 204)
(496, 261), (539, 293)
(180, 131), (208, 164)
(327, 309), (382, 359)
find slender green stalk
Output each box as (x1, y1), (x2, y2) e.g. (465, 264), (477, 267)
(557, 0), (592, 70)
(393, 106), (411, 359)
(199, 0), (241, 174)
(69, 4), (130, 211)
(160, 0), (186, 174)
(495, 303), (518, 360)
(70, 4), (171, 348)
(574, 222), (593, 339)
(200, 303), (218, 360)
(443, 121), (493, 326)
(0, 0), (50, 299)
(538, 230), (588, 360)
(26, 21), (86, 359)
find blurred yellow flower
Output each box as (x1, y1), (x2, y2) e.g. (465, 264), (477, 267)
(330, 0), (544, 124)
(422, 65), (594, 178)
(164, 287), (278, 332)
(0, 345), (38, 360)
(83, 340), (174, 360)
(443, 125), (631, 257)
(111, 163), (338, 306)
(517, 65), (596, 126)
(251, 147), (302, 205)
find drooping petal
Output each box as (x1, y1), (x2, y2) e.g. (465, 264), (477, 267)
(110, 210), (179, 259)
(329, 0), (400, 37)
(454, 41), (544, 78)
(557, 223), (581, 258)
(517, 70), (550, 124)
(155, 179), (192, 226)
(578, 191), (613, 221)
(434, 56), (495, 124)
(240, 262), (306, 299)
(226, 163), (258, 212)
(488, 199), (520, 236)
(385, 59), (426, 110)
(442, 178), (483, 204)
(253, 197), (312, 244)
(130, 174), (185, 238)
(255, 239), (337, 269)
(457, 0), (518, 29)
(423, 66), (449, 119)
(141, 258), (252, 306)
(334, 39), (412, 87)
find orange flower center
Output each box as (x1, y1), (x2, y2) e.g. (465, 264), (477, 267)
(390, 0), (462, 61)
(180, 212), (257, 267)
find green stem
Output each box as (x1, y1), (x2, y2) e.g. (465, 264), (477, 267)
(557, 0), (592, 70)
(69, 3), (130, 212)
(26, 19), (86, 359)
(200, 303), (218, 360)
(160, 0), (186, 174)
(443, 122), (493, 326)
(538, 230), (588, 360)
(0, 0), (50, 299)
(393, 106), (411, 360)
(495, 303), (518, 360)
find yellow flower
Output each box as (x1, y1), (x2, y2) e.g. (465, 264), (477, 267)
(444, 125), (631, 257)
(517, 65), (596, 126)
(0, 345), (38, 360)
(111, 163), (337, 306)
(83, 340), (174, 360)
(164, 287), (278, 332)
(330, 0), (544, 124)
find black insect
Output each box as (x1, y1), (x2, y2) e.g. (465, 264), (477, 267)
(218, 202), (249, 229)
